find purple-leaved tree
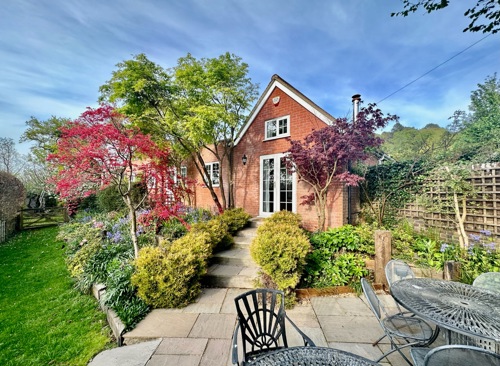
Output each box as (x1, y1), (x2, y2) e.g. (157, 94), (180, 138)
(285, 103), (398, 231)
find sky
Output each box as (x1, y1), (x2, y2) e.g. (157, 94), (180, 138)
(1, 0), (499, 155)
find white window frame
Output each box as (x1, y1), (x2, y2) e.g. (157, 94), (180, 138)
(264, 115), (290, 141)
(205, 162), (220, 187)
(180, 166), (187, 179)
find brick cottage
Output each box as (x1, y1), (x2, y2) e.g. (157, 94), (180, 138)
(184, 74), (359, 231)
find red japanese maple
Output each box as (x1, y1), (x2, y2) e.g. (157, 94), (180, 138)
(285, 103), (398, 231)
(48, 105), (180, 257)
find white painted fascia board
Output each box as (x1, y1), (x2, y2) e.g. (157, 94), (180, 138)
(234, 79), (334, 146)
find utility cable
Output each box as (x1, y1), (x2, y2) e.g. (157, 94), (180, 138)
(377, 33), (493, 104)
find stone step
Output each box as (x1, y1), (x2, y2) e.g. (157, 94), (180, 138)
(211, 248), (254, 267)
(249, 218), (264, 228)
(202, 264), (259, 289)
(235, 227), (258, 238)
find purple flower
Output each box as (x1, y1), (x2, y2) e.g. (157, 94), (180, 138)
(469, 234), (481, 242)
(440, 243), (449, 253)
(483, 242), (497, 253)
(479, 229), (492, 236)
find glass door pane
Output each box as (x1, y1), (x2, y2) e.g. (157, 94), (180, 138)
(262, 158), (274, 213)
(279, 157), (293, 212)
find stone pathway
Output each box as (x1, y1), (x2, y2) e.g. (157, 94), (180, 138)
(89, 288), (446, 366)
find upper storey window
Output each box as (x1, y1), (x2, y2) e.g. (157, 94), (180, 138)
(265, 116), (290, 140)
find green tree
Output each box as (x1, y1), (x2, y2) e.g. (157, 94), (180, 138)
(392, 0), (500, 34)
(451, 74), (500, 162)
(20, 116), (70, 163)
(172, 53), (259, 209)
(99, 52), (258, 211)
(382, 123), (455, 162)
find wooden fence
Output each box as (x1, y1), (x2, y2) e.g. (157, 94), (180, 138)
(400, 162), (500, 242)
(19, 207), (68, 230)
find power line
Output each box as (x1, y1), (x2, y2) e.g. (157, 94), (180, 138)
(377, 33), (493, 104)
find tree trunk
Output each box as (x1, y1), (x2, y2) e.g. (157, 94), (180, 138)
(124, 194), (139, 258)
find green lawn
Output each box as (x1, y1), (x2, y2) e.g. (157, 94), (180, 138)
(0, 227), (112, 366)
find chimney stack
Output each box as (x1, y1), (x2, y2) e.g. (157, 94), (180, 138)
(352, 94), (361, 123)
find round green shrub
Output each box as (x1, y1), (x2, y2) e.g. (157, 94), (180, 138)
(250, 222), (311, 291)
(218, 208), (251, 234)
(132, 231), (212, 308)
(190, 218), (233, 252)
(261, 210), (302, 228)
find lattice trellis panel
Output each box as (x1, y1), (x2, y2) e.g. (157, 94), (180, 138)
(399, 162), (500, 242)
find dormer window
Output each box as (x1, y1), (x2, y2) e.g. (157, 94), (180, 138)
(265, 116), (290, 140)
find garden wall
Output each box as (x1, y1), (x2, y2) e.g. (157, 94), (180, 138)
(400, 162), (500, 244)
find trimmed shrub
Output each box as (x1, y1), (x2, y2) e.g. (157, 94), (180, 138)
(250, 218), (311, 292)
(132, 231), (212, 308)
(261, 210), (302, 228)
(190, 218), (233, 252)
(218, 208), (251, 235)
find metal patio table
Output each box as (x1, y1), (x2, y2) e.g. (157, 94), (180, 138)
(246, 346), (380, 365)
(390, 278), (500, 352)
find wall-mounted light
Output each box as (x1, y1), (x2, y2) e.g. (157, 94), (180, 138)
(242, 154), (248, 165)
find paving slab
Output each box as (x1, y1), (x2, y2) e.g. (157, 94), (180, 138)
(317, 314), (388, 344)
(182, 288), (227, 314)
(189, 313), (236, 339)
(124, 311), (199, 340)
(88, 338), (161, 366)
(220, 288), (248, 314)
(311, 294), (371, 316)
(146, 354), (202, 366)
(199, 339), (232, 366)
(154, 338), (208, 355)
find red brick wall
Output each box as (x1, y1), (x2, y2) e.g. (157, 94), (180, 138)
(186, 85), (351, 231)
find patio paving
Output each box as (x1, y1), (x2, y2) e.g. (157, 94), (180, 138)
(89, 287), (448, 366)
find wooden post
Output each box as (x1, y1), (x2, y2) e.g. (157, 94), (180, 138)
(374, 230), (392, 289)
(444, 261), (461, 281)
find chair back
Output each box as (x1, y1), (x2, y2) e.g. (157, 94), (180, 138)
(234, 289), (288, 361)
(473, 272), (500, 294)
(423, 345), (500, 366)
(385, 259), (415, 287)
(361, 278), (387, 321)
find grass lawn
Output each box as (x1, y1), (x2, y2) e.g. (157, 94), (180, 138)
(0, 227), (112, 366)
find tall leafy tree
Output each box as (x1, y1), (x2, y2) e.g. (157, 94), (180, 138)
(20, 116), (70, 163)
(99, 52), (258, 212)
(172, 53), (259, 209)
(452, 74), (500, 161)
(285, 104), (398, 231)
(381, 123), (456, 162)
(392, 0), (500, 34)
(48, 105), (177, 258)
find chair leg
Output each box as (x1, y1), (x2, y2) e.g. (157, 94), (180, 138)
(372, 333), (386, 346)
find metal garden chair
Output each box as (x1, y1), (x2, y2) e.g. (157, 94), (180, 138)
(410, 344), (500, 366)
(231, 288), (315, 366)
(385, 259), (419, 317)
(361, 278), (436, 366)
(371, 260), (419, 346)
(473, 272), (500, 294)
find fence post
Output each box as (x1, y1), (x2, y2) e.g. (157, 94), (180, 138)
(0, 220), (5, 243)
(374, 230), (392, 289)
(444, 261), (461, 281)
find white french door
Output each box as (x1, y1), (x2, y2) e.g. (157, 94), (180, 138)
(259, 154), (296, 217)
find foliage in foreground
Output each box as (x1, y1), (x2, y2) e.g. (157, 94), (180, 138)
(251, 211), (311, 296)
(132, 208), (250, 308)
(0, 227), (111, 366)
(302, 225), (372, 289)
(392, 222), (500, 284)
